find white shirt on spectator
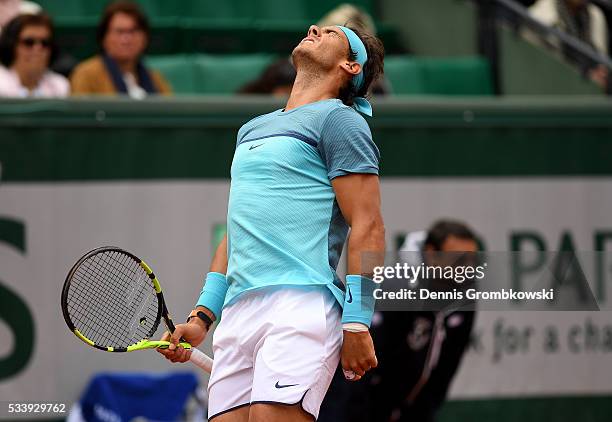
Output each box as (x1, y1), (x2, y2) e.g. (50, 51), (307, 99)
(530, 0), (608, 56)
(123, 72), (146, 99)
(0, 65), (69, 97)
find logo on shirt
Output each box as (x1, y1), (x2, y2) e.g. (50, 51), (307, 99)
(249, 143), (264, 150)
(275, 381), (299, 389)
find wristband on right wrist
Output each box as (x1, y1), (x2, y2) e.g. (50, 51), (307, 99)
(195, 272), (229, 319)
(343, 322), (369, 333)
(341, 275), (376, 327)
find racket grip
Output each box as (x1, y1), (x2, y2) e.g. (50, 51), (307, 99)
(190, 348), (213, 373)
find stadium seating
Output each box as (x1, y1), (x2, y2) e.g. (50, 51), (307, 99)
(50, 19), (402, 58)
(38, 0), (492, 96)
(147, 54), (275, 94)
(36, 0), (375, 21)
(38, 0), (403, 57)
(384, 56), (494, 95)
(145, 54), (493, 96)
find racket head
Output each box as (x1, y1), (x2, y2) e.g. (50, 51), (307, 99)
(61, 246), (164, 352)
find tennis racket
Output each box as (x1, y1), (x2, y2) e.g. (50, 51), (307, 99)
(61, 246), (213, 373)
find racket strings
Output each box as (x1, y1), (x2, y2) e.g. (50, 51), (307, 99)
(68, 254), (144, 346)
(72, 253), (141, 342)
(65, 250), (160, 348)
(90, 251), (159, 343)
(70, 254), (137, 342)
(69, 267), (136, 346)
(70, 251), (159, 346)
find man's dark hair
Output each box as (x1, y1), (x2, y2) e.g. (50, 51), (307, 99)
(338, 25), (384, 107)
(96, 1), (150, 52)
(0, 13), (58, 67)
(424, 220), (477, 251)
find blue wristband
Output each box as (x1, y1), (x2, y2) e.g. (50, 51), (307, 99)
(196, 272), (229, 319)
(341, 275), (376, 327)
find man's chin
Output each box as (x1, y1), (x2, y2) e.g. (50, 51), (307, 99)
(291, 44), (304, 57)
(291, 45), (315, 65)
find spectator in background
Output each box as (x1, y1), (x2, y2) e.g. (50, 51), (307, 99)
(0, 13), (68, 97)
(320, 220), (478, 422)
(318, 3), (378, 36)
(530, 0), (608, 86)
(594, 0), (612, 54)
(0, 0), (40, 33)
(238, 58), (296, 96)
(70, 1), (170, 98)
(0, 0), (78, 76)
(370, 221), (478, 422)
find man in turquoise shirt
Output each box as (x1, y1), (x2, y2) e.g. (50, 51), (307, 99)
(160, 24), (386, 422)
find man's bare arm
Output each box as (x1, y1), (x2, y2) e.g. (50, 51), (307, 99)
(332, 174), (385, 274)
(332, 173), (385, 380)
(193, 234), (228, 322)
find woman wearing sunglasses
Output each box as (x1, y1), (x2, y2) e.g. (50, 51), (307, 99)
(0, 13), (68, 97)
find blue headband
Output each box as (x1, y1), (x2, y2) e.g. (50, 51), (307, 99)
(336, 25), (372, 117)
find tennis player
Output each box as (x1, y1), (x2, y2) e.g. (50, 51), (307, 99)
(158, 24), (385, 422)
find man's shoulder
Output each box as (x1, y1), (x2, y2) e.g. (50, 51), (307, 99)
(313, 98), (362, 117)
(322, 100), (370, 131)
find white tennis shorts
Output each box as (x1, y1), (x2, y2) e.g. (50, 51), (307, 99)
(207, 286), (342, 420)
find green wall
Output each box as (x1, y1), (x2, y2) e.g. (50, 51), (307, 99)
(440, 395), (612, 422)
(1, 97), (611, 182)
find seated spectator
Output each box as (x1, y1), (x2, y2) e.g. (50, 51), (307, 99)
(70, 1), (170, 98)
(530, 0), (608, 55)
(318, 3), (378, 36)
(237, 58), (296, 97)
(0, 1), (76, 76)
(0, 13), (68, 97)
(530, 0), (608, 86)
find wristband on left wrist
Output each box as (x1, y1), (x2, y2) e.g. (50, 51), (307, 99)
(196, 272), (229, 319)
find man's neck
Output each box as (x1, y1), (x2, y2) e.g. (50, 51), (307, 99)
(284, 70), (338, 111)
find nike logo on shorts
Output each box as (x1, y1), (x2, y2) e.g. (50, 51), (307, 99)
(275, 381), (299, 389)
(249, 143), (264, 150)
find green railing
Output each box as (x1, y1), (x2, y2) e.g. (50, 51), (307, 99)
(1, 96), (612, 182)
